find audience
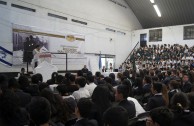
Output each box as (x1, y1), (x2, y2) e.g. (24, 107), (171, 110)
(1, 43), (194, 126)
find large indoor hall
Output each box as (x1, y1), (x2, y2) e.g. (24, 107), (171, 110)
(0, 0), (194, 126)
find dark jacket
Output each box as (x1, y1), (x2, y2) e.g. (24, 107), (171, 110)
(118, 99), (136, 119)
(74, 118), (98, 126)
(171, 111), (194, 126)
(145, 94), (165, 111)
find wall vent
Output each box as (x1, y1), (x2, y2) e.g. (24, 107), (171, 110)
(106, 28), (116, 32)
(48, 13), (67, 20)
(117, 31), (126, 35)
(108, 0), (127, 8)
(11, 4), (36, 12)
(71, 19), (87, 25)
(0, 1), (7, 5)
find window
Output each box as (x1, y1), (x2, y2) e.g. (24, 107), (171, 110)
(184, 25), (194, 40)
(11, 4), (36, 12)
(149, 29), (162, 42)
(0, 1), (7, 5)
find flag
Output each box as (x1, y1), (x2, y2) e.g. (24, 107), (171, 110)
(0, 46), (13, 67)
(99, 53), (102, 70)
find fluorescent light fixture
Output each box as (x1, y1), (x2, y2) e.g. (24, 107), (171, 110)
(150, 0), (155, 3)
(153, 5), (161, 17)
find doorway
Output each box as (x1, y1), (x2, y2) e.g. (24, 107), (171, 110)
(140, 33), (147, 47)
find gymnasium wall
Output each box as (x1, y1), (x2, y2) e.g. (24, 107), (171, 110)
(0, 0), (142, 72)
(132, 24), (194, 47)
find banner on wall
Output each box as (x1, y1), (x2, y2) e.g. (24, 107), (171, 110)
(12, 24), (85, 65)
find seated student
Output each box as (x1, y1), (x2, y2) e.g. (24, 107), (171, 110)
(0, 90), (29, 126)
(8, 78), (31, 108)
(146, 107), (173, 126)
(115, 85), (136, 119)
(74, 98), (98, 126)
(145, 82), (165, 111)
(72, 77), (90, 101)
(170, 92), (194, 126)
(103, 106), (128, 126)
(27, 96), (59, 126)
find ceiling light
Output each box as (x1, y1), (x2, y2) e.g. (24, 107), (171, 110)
(150, 0), (155, 3)
(153, 5), (161, 17)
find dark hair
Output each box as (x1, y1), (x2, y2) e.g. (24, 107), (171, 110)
(167, 70), (171, 76)
(77, 98), (93, 118)
(170, 92), (190, 112)
(27, 97), (51, 125)
(95, 71), (101, 77)
(122, 79), (132, 97)
(18, 75), (30, 91)
(134, 77), (143, 88)
(149, 107), (173, 126)
(36, 73), (43, 83)
(169, 80), (180, 89)
(75, 77), (86, 87)
(92, 86), (112, 113)
(31, 74), (40, 84)
(117, 85), (129, 99)
(104, 77), (112, 84)
(56, 85), (68, 95)
(152, 82), (163, 93)
(41, 88), (69, 123)
(77, 70), (83, 77)
(109, 73), (115, 80)
(69, 74), (76, 82)
(87, 75), (94, 83)
(8, 78), (19, 89)
(0, 90), (20, 122)
(144, 75), (152, 84)
(103, 106), (128, 126)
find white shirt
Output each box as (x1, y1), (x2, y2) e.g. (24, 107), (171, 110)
(72, 87), (90, 101)
(127, 97), (145, 116)
(85, 83), (97, 96)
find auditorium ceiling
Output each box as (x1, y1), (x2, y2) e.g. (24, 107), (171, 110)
(125, 0), (194, 28)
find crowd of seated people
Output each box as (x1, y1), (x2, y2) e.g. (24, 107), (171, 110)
(1, 43), (194, 126)
(122, 44), (194, 71)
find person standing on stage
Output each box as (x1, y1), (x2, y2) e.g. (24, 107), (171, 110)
(33, 45), (41, 68)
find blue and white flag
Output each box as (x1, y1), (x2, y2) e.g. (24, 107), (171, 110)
(99, 53), (102, 70)
(0, 46), (13, 67)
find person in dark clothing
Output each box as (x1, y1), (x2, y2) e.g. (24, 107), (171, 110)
(146, 107), (173, 126)
(103, 106), (128, 126)
(181, 74), (192, 93)
(170, 92), (194, 126)
(145, 82), (165, 111)
(27, 96), (58, 126)
(74, 98), (98, 126)
(8, 78), (31, 108)
(0, 90), (29, 126)
(115, 85), (136, 119)
(91, 85), (112, 126)
(82, 65), (89, 74)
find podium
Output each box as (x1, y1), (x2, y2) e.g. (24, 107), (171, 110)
(34, 52), (52, 64)
(34, 53), (58, 82)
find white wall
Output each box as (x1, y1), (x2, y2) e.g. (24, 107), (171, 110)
(0, 0), (142, 72)
(132, 24), (194, 47)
